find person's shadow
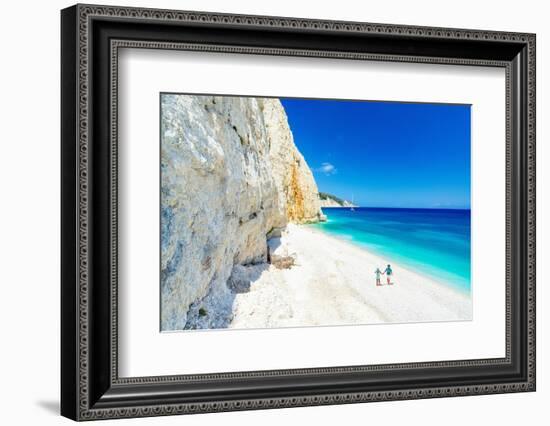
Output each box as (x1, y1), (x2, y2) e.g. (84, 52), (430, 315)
(36, 400), (59, 415)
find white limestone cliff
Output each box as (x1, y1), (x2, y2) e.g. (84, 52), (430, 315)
(160, 95), (324, 330)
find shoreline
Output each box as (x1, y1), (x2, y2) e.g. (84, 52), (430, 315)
(228, 223), (472, 330)
(307, 223), (471, 296)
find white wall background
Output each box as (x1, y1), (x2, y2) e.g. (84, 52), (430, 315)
(0, 0), (546, 424)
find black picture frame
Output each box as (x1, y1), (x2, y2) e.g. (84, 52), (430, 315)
(61, 3), (536, 421)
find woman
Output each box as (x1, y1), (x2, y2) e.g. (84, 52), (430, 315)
(384, 264), (393, 285)
(374, 268), (383, 286)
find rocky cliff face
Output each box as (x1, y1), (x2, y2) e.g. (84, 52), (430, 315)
(160, 95), (323, 330)
(261, 100), (323, 224)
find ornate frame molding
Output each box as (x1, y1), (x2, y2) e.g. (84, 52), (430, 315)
(61, 4), (536, 421)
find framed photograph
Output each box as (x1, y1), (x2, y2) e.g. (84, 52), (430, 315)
(61, 4), (536, 421)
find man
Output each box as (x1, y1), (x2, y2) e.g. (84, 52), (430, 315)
(384, 264), (394, 285)
(374, 268), (383, 286)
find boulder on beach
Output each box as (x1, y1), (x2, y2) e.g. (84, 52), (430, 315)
(267, 236), (297, 269)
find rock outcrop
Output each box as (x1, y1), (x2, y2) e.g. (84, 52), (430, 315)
(319, 198), (357, 208)
(261, 101), (323, 224)
(160, 95), (324, 330)
(267, 236), (296, 270)
(318, 192), (356, 208)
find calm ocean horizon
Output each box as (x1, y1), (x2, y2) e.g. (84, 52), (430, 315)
(311, 207), (471, 293)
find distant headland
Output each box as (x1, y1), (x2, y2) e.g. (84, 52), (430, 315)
(318, 192), (357, 208)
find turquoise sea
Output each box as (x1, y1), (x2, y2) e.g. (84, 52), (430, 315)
(311, 207), (471, 293)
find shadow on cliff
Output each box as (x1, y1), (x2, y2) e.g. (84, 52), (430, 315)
(227, 262), (271, 294)
(184, 262), (271, 330)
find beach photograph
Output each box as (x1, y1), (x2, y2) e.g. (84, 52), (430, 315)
(160, 93), (472, 331)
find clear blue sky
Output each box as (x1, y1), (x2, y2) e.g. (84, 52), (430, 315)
(281, 98), (471, 209)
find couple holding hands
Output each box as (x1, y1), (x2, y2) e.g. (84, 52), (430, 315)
(375, 264), (394, 286)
